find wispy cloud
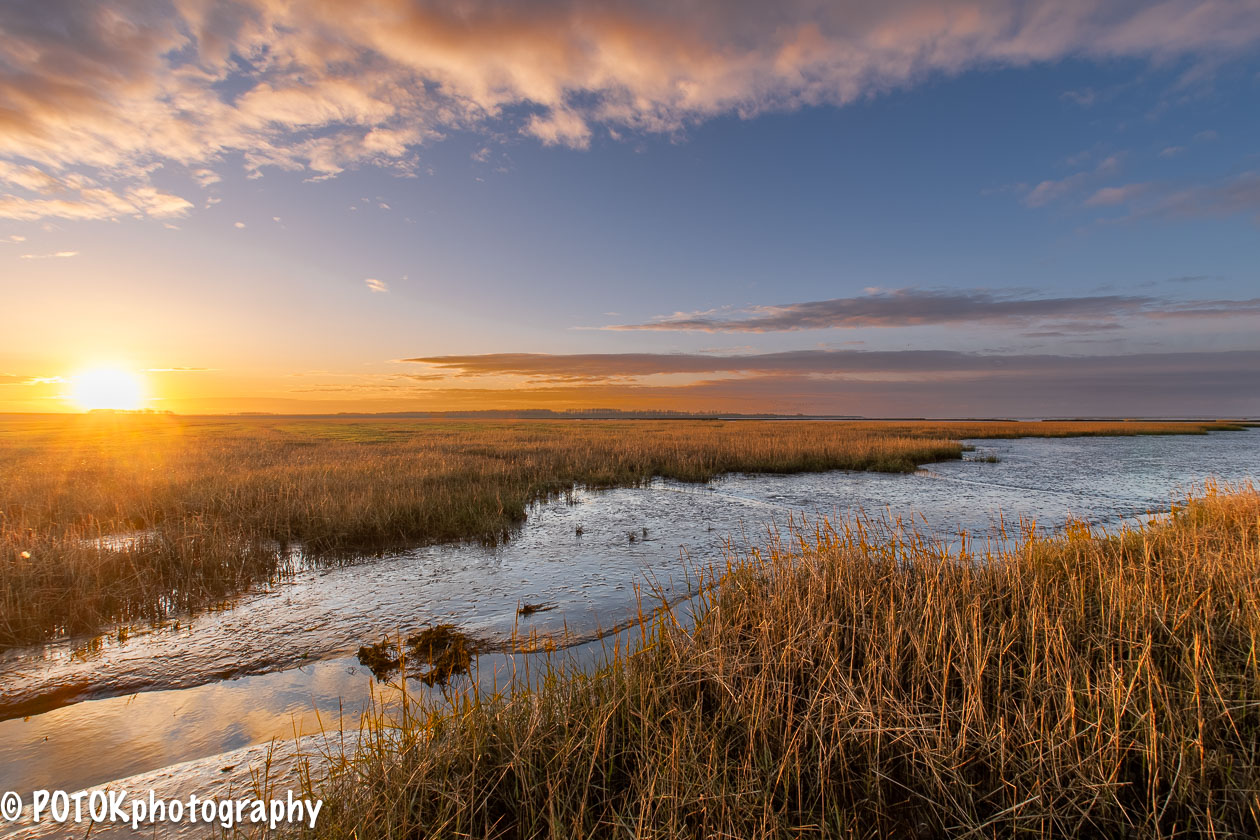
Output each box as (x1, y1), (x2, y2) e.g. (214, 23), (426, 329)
(18, 249), (77, 259)
(0, 373), (61, 385)
(1023, 154), (1124, 208)
(599, 288), (1260, 333)
(364, 278), (389, 293)
(1060, 88), (1097, 107)
(1084, 183), (1152, 206)
(2, 1), (1259, 221)
(1147, 172), (1260, 220)
(1085, 172), (1260, 222)
(1021, 322), (1125, 338)
(0, 187), (192, 222)
(191, 168), (221, 188)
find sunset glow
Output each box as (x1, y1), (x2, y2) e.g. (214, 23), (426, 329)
(69, 368), (146, 412)
(0, 1), (1257, 417)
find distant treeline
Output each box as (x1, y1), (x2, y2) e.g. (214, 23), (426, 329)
(258, 409), (1250, 422)
(251, 409), (870, 420)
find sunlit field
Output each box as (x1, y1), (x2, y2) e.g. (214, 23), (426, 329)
(300, 485), (1260, 839)
(0, 414), (1245, 649)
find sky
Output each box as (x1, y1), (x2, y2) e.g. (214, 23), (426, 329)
(2, 0), (1259, 417)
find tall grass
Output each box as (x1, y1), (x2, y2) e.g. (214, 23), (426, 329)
(298, 485), (1260, 839)
(0, 415), (1244, 648)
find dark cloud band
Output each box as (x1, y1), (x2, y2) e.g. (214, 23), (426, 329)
(407, 348), (1260, 380)
(601, 290), (1260, 333)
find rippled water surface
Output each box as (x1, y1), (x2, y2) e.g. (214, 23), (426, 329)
(1, 429), (1257, 811)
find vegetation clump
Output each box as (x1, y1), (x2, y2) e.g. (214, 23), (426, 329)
(355, 638), (403, 681)
(305, 486), (1260, 839)
(357, 625), (479, 685)
(407, 624), (477, 686)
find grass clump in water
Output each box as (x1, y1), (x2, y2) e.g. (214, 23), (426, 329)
(408, 625), (477, 686)
(303, 485), (1260, 839)
(357, 625), (479, 686)
(356, 638), (403, 681)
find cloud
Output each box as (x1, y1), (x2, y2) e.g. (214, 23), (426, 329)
(2, 1), (1259, 221)
(1023, 153), (1125, 208)
(1144, 298), (1260, 319)
(1165, 275), (1220, 284)
(406, 348), (1259, 380)
(1084, 182), (1151, 206)
(1020, 322), (1125, 338)
(0, 185), (193, 221)
(395, 349), (1260, 415)
(0, 373), (61, 385)
(1060, 88), (1096, 107)
(0, 161), (65, 192)
(169, 367), (1260, 416)
(1145, 172), (1260, 220)
(599, 288), (1260, 333)
(525, 108), (592, 149)
(1024, 176), (1086, 208)
(191, 168), (221, 188)
(1159, 145), (1185, 158)
(0, 161), (195, 222)
(1085, 172), (1260, 221)
(18, 250), (77, 259)
(146, 367), (212, 372)
(364, 277), (389, 293)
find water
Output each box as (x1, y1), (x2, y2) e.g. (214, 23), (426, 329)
(1, 429), (1256, 814)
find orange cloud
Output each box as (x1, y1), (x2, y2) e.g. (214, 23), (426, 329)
(2, 1), (1259, 220)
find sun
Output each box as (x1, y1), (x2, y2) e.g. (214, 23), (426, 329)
(70, 367), (147, 412)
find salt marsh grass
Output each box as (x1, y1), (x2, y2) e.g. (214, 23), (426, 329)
(298, 485), (1260, 839)
(0, 414), (1244, 648)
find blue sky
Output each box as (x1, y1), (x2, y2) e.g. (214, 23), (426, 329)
(1, 1), (1258, 415)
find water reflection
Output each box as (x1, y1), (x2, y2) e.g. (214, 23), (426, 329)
(0, 620), (654, 799)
